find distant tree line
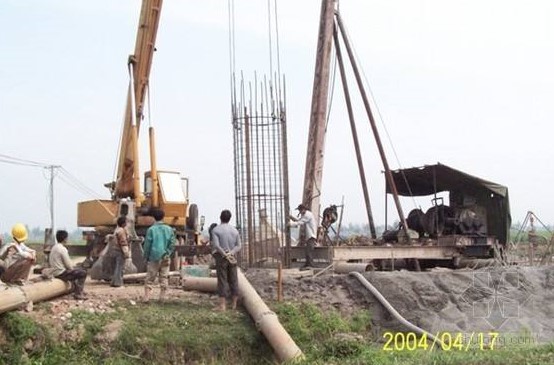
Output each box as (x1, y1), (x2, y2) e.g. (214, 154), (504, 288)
(2, 222), (552, 244)
(1, 226), (84, 244)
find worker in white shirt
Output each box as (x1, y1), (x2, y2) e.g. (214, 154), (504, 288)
(49, 230), (88, 300)
(289, 204), (317, 270)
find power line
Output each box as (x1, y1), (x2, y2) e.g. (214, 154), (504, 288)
(0, 153), (111, 232)
(0, 153), (62, 242)
(58, 167), (104, 199)
(0, 153), (50, 168)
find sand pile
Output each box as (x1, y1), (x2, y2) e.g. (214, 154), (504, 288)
(361, 266), (554, 344)
(245, 265), (554, 344)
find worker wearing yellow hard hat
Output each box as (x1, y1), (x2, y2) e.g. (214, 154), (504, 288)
(0, 223), (36, 285)
(11, 223), (28, 242)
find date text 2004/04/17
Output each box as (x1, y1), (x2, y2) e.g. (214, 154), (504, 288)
(382, 332), (499, 351)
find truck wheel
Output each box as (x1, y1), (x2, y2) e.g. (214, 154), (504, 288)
(186, 204), (199, 230)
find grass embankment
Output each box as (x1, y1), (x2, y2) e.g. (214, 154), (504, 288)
(0, 300), (270, 365)
(0, 301), (553, 364)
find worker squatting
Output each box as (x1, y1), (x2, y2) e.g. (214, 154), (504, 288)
(0, 208), (242, 310)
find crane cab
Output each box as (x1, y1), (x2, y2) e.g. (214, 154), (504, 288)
(141, 170), (191, 228)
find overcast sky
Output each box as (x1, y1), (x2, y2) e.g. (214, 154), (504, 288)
(1, 0), (553, 235)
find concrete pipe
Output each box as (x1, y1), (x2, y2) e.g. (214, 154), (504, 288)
(334, 262), (374, 274)
(237, 270), (304, 362)
(182, 270), (304, 363)
(0, 279), (71, 314)
(122, 271), (180, 282)
(182, 276), (218, 292)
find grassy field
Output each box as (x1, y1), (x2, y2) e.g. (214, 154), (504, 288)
(1, 300), (553, 365)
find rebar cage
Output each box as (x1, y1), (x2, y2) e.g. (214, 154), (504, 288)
(231, 74), (291, 267)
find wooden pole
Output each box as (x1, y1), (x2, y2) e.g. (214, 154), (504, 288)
(277, 261), (283, 302)
(302, 0), (337, 220)
(335, 12), (409, 234)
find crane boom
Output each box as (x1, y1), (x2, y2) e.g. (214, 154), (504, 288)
(115, 0), (163, 199)
(78, 0), (199, 272)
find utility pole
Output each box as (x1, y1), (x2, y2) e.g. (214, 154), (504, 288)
(45, 165), (61, 247)
(0, 154), (62, 247)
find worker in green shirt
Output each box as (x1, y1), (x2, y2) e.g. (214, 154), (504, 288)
(143, 208), (175, 302)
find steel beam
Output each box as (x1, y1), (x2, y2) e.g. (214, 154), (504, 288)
(287, 245), (461, 262)
(333, 246), (460, 261)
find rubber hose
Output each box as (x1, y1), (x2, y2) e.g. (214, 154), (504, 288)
(349, 271), (444, 349)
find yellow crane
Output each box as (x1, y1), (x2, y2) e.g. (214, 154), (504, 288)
(77, 0), (199, 268)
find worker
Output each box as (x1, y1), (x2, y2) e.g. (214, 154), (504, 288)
(0, 223), (36, 285)
(0, 236), (6, 288)
(111, 216), (131, 288)
(211, 210), (242, 311)
(289, 204), (317, 270)
(321, 205), (338, 230)
(49, 230), (88, 300)
(0, 236), (4, 276)
(143, 208), (175, 302)
(208, 223), (217, 243)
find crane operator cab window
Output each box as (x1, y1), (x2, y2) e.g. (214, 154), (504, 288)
(145, 171), (188, 203)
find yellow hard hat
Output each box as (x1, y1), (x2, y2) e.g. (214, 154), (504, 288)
(11, 223), (28, 242)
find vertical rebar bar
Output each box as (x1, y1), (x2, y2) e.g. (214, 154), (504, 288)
(281, 76), (292, 266)
(254, 76), (261, 265)
(245, 107), (254, 266)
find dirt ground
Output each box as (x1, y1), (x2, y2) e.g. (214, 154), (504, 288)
(245, 265), (554, 344)
(29, 276), (213, 316)
(18, 264), (554, 347)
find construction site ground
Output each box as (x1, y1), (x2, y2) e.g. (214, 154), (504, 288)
(38, 264), (554, 335)
(251, 265), (554, 343)
(2, 262), (554, 364)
